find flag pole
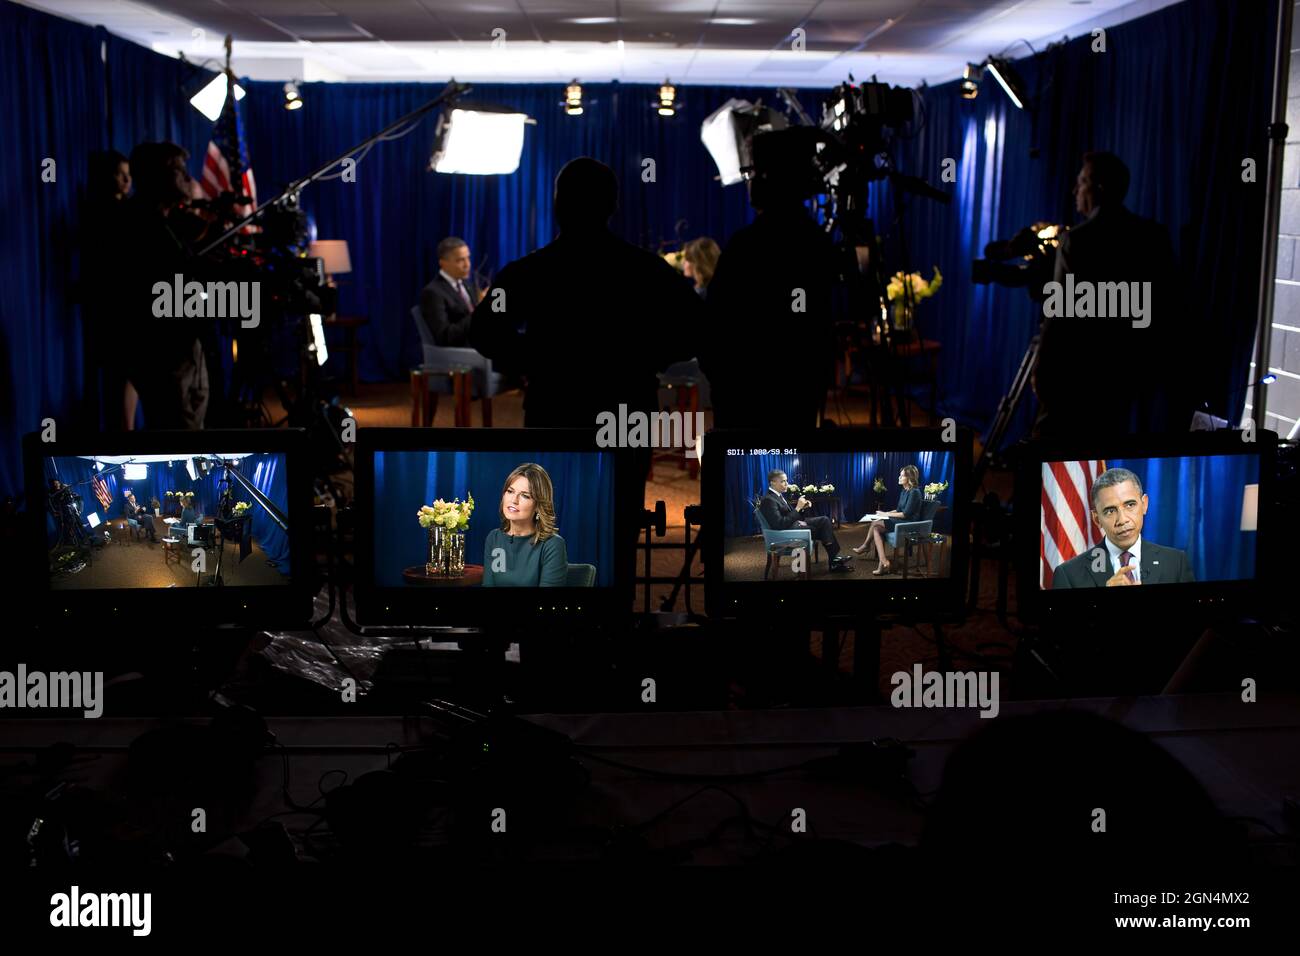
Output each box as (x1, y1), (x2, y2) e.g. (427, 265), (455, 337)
(198, 78), (472, 256)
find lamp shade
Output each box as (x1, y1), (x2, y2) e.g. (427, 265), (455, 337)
(309, 240), (352, 275)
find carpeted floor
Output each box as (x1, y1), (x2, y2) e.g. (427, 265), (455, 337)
(52, 520), (288, 589)
(724, 523), (951, 581)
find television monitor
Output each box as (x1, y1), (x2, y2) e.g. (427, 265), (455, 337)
(702, 427), (972, 619)
(24, 429), (313, 628)
(1018, 430), (1276, 621)
(354, 428), (633, 628)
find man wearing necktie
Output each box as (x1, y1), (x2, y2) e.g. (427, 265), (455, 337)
(1051, 467), (1195, 588)
(419, 236), (480, 346)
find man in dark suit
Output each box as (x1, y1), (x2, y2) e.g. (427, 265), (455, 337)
(419, 237), (480, 347)
(1033, 151), (1187, 438)
(1052, 467), (1194, 588)
(468, 157), (702, 427)
(703, 131), (837, 430)
(759, 470), (854, 573)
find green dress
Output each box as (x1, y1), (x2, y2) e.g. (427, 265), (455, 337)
(482, 528), (568, 587)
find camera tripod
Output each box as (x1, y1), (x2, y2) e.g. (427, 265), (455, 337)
(972, 333), (1040, 490)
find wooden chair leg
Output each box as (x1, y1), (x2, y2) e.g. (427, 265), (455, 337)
(764, 552), (772, 581)
(410, 370), (420, 427)
(481, 395), (493, 428)
(771, 554), (780, 579)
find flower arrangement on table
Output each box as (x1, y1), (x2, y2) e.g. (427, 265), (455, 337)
(886, 266), (943, 330)
(418, 494), (475, 576)
(923, 480), (949, 501)
(164, 490), (176, 498)
(232, 501), (252, 517)
(661, 250), (685, 273)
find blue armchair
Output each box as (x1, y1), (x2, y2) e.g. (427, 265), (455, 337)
(565, 563), (597, 587)
(411, 305), (504, 425)
(885, 498), (940, 575)
(753, 498), (820, 580)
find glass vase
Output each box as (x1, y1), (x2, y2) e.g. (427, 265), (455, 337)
(426, 526), (466, 577)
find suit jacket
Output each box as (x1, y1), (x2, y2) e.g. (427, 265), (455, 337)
(758, 490), (806, 532)
(468, 226), (702, 427)
(419, 273), (479, 347)
(1050, 539), (1195, 588)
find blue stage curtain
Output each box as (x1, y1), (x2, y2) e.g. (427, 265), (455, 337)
(373, 450), (615, 587)
(723, 450), (956, 538)
(44, 456), (119, 544)
(882, 0), (1276, 437)
(240, 79), (763, 384)
(102, 30), (215, 166)
(243, 452), (291, 574)
(0, 2), (105, 499)
(1106, 455), (1258, 582)
(0, 0), (1278, 501)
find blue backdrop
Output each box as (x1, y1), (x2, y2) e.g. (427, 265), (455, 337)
(373, 450), (615, 587)
(43, 452), (291, 573)
(724, 450), (956, 538)
(1102, 455), (1259, 582)
(870, 0), (1276, 437)
(0, 0), (1277, 502)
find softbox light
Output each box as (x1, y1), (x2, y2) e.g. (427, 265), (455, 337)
(430, 108), (529, 175)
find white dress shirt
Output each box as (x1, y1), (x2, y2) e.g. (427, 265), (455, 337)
(439, 268), (471, 306)
(1103, 534), (1142, 583)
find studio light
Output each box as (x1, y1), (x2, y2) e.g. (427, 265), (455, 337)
(123, 463), (148, 480)
(190, 72), (246, 122)
(701, 99), (788, 186)
(564, 80), (584, 116)
(430, 107), (530, 174)
(308, 313), (330, 366)
(657, 80), (677, 117)
(960, 64), (981, 99)
(985, 56), (1026, 110)
(284, 81), (303, 111)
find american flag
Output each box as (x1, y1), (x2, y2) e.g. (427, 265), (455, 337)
(200, 72), (257, 225)
(1040, 460), (1106, 589)
(92, 473), (112, 512)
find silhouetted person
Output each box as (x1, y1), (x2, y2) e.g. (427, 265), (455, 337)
(1033, 151), (1184, 438)
(469, 157), (702, 427)
(470, 158), (702, 593)
(81, 150), (134, 429)
(923, 710), (1239, 878)
(703, 131), (837, 430)
(96, 142), (214, 430)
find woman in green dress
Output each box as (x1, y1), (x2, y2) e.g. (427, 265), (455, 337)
(482, 462), (568, 587)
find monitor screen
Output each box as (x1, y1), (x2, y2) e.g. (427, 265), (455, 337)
(355, 429), (631, 627)
(1040, 454), (1258, 589)
(703, 428), (972, 619)
(43, 452), (292, 590)
(372, 449), (617, 589)
(720, 449), (958, 581)
(1018, 431), (1275, 620)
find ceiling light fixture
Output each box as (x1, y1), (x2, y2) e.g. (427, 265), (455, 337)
(284, 80), (303, 110)
(657, 80), (677, 117)
(564, 80), (584, 116)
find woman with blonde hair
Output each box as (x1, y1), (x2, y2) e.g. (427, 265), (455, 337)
(681, 237), (721, 300)
(482, 462), (568, 587)
(853, 463), (922, 575)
